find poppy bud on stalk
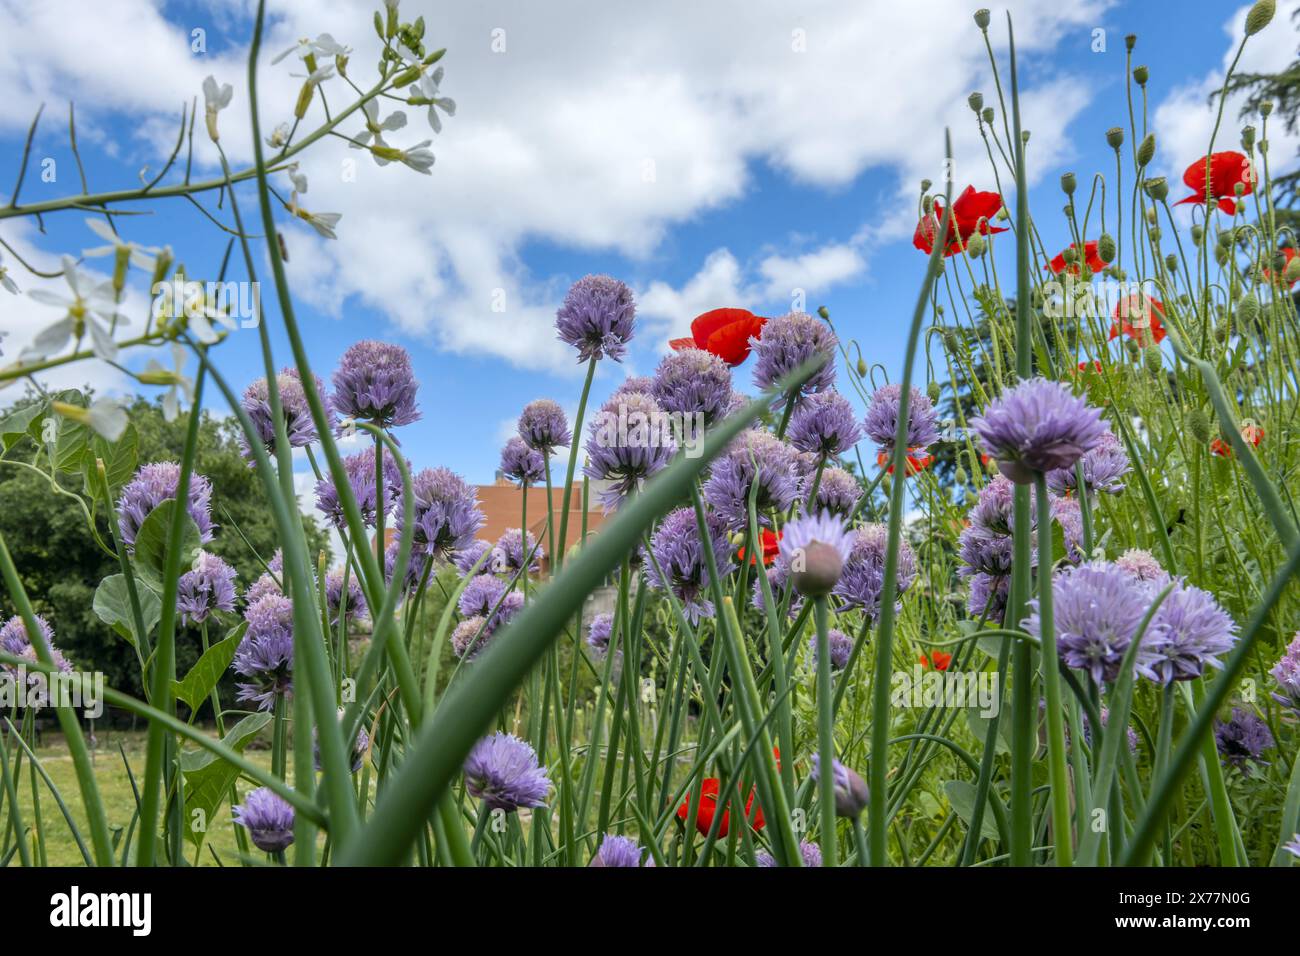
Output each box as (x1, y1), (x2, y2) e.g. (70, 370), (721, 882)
(1133, 65), (1149, 86)
(1246, 0), (1276, 36)
(968, 91), (983, 113)
(1188, 408), (1212, 443)
(1098, 233), (1116, 263)
(1060, 171), (1077, 196)
(1237, 293), (1259, 327)
(974, 8), (990, 29)
(1137, 134), (1156, 167)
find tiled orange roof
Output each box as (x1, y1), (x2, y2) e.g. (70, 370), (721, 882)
(474, 480), (607, 572)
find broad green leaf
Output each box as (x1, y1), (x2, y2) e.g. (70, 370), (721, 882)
(92, 574), (161, 648)
(180, 713), (271, 848)
(966, 706), (1010, 755)
(82, 422), (139, 503)
(132, 500), (202, 593)
(944, 779), (1001, 841)
(173, 622), (246, 713)
(0, 401), (44, 450)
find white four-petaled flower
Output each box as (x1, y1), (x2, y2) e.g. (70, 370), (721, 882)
(23, 256), (128, 361)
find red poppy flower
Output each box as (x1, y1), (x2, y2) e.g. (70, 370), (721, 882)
(913, 186), (1008, 257)
(1176, 151), (1254, 215)
(1074, 359), (1103, 375)
(676, 778), (765, 837)
(877, 449), (933, 476)
(670, 308), (767, 366)
(737, 528), (781, 567)
(920, 650), (952, 671)
(1046, 241), (1106, 276)
(1110, 294), (1167, 346)
(1263, 247), (1299, 288)
(1211, 421), (1264, 458)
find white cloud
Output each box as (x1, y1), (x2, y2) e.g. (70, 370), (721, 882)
(0, 0), (1111, 375)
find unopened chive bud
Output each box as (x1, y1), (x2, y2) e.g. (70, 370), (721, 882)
(1245, 0), (1276, 36)
(968, 91), (984, 113)
(1133, 65), (1149, 86)
(1106, 126), (1125, 149)
(1144, 176), (1168, 201)
(1061, 171), (1077, 195)
(1242, 125), (1256, 149)
(1137, 133), (1156, 166)
(982, 107), (995, 124)
(1188, 408), (1212, 442)
(974, 8), (991, 29)
(1098, 233), (1116, 263)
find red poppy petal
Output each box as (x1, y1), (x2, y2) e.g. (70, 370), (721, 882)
(668, 337), (695, 351)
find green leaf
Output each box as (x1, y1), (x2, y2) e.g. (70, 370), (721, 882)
(132, 500), (202, 593)
(180, 713), (271, 848)
(82, 422), (139, 503)
(0, 401), (45, 450)
(966, 707), (1010, 755)
(945, 779), (1001, 841)
(173, 622), (246, 713)
(92, 574), (161, 648)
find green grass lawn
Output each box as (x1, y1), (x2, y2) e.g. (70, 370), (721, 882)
(6, 727), (279, 867)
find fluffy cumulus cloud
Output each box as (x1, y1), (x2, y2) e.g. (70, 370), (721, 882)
(1154, 1), (1300, 207)
(1, 0), (1109, 374)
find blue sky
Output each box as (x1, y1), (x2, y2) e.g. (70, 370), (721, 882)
(1, 0), (1296, 505)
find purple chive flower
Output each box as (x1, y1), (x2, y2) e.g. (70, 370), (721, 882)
(779, 510), (854, 597)
(314, 445), (403, 530)
(232, 788), (295, 853)
(752, 553), (804, 619)
(1283, 835), (1300, 860)
(809, 627), (853, 670)
(702, 430), (803, 530)
(518, 398), (571, 454)
(451, 616), (490, 660)
(787, 390), (863, 459)
(810, 754), (869, 817)
(967, 475), (1020, 536)
(331, 340), (420, 429)
(459, 574), (508, 619)
(1023, 561), (1150, 686)
(500, 435), (545, 487)
(971, 377), (1108, 484)
(324, 567), (368, 625)
(642, 507), (734, 625)
(751, 311), (837, 400)
(555, 274), (636, 363)
(117, 461), (215, 550)
(176, 552), (237, 625)
(233, 593), (294, 711)
(0, 614), (72, 678)
(584, 391), (676, 511)
(651, 347), (733, 425)
(383, 540), (422, 592)
(863, 383), (941, 453)
(1214, 707), (1274, 770)
(245, 571), (282, 606)
(813, 466), (862, 517)
(958, 525), (1016, 577)
(590, 834), (653, 867)
(397, 467), (485, 560)
(967, 571), (1010, 619)
(1046, 429), (1129, 497)
(1051, 494), (1085, 563)
(587, 612), (615, 658)
(1135, 581), (1237, 685)
(453, 539), (494, 577)
(1272, 632), (1300, 712)
(463, 732), (551, 812)
(493, 527), (542, 575)
(1115, 548), (1169, 584)
(611, 375), (656, 401)
(833, 523), (916, 618)
(756, 840), (823, 867)
(313, 707), (370, 773)
(238, 367), (334, 460)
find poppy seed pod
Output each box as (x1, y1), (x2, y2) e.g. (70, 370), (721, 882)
(1261, 100), (1274, 117)
(1188, 408), (1212, 443)
(1106, 126), (1125, 149)
(920, 178), (932, 192)
(1144, 176), (1168, 201)
(817, 305), (829, 319)
(1242, 125), (1257, 149)
(1133, 65), (1149, 86)
(1166, 254), (1178, 273)
(982, 107), (995, 124)
(1061, 171), (1077, 195)
(1125, 34), (1137, 51)
(1246, 0), (1276, 36)
(974, 8), (991, 29)
(1137, 134), (1156, 167)
(968, 91), (984, 113)
(1098, 233), (1117, 263)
